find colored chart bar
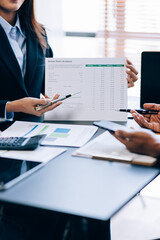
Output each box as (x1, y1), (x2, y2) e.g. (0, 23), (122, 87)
(23, 125), (38, 137)
(49, 128), (71, 138)
(38, 125), (49, 135)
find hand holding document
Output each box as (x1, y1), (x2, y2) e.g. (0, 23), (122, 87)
(72, 131), (157, 166)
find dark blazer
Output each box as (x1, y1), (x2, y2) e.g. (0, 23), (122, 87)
(0, 24), (53, 122)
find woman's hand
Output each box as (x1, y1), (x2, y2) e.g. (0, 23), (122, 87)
(6, 94), (62, 117)
(114, 130), (160, 157)
(126, 59), (138, 88)
(131, 103), (160, 133)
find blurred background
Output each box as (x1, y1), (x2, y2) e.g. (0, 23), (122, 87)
(35, 0), (160, 98)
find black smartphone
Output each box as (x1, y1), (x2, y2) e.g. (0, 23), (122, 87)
(93, 120), (129, 133)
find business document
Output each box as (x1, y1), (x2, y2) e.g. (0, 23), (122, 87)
(45, 58), (127, 121)
(1, 121), (97, 147)
(0, 146), (66, 163)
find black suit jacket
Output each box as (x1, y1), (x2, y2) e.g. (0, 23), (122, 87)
(0, 24), (53, 122)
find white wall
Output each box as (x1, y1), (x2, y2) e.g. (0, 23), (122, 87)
(35, 0), (64, 56)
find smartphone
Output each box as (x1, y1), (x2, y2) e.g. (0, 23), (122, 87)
(93, 120), (129, 133)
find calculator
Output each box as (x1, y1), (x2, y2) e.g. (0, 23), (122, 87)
(0, 134), (46, 150)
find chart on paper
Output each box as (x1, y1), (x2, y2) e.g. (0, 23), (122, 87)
(1, 121), (98, 147)
(45, 58), (127, 121)
(23, 124), (71, 139)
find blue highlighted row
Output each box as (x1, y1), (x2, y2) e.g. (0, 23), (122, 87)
(54, 128), (70, 134)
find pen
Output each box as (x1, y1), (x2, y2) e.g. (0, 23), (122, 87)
(117, 109), (159, 114)
(35, 92), (81, 111)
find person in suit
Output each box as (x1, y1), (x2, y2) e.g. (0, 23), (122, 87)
(0, 0), (62, 125)
(0, 1), (68, 239)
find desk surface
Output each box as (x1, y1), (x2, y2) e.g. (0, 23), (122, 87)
(0, 123), (159, 221)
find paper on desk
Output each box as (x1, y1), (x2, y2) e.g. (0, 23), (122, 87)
(0, 146), (66, 163)
(72, 131), (157, 165)
(1, 121), (98, 147)
(140, 175), (160, 198)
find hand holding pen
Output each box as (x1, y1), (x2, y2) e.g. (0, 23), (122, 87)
(34, 93), (62, 115)
(35, 92), (81, 111)
(34, 93), (62, 111)
(122, 103), (160, 133)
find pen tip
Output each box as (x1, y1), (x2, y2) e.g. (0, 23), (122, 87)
(73, 91), (82, 96)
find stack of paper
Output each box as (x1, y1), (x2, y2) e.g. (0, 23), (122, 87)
(0, 147), (66, 163)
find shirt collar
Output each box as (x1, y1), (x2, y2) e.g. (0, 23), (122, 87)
(0, 14), (25, 38)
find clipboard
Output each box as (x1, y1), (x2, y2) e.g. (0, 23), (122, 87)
(72, 131), (157, 167)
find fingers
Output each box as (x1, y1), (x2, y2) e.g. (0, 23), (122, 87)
(114, 134), (129, 146)
(131, 112), (150, 128)
(143, 103), (160, 111)
(44, 94), (50, 99)
(131, 110), (151, 122)
(126, 59), (132, 65)
(132, 112), (158, 131)
(114, 130), (132, 146)
(127, 79), (134, 88)
(115, 130), (132, 139)
(126, 59), (138, 88)
(126, 63), (138, 75)
(44, 94), (60, 101)
(126, 70), (138, 88)
(33, 94), (61, 116)
(33, 98), (50, 106)
(52, 94), (60, 101)
(126, 69), (138, 81)
(130, 111), (146, 127)
(39, 101), (62, 115)
(126, 72), (138, 90)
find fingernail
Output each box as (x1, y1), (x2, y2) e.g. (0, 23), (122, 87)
(115, 131), (120, 136)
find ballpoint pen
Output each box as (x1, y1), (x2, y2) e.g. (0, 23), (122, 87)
(35, 92), (81, 111)
(117, 109), (159, 114)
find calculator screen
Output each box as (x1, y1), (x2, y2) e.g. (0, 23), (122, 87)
(0, 158), (42, 190)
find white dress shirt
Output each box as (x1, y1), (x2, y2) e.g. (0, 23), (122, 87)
(0, 14), (26, 77)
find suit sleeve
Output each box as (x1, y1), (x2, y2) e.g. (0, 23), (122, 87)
(0, 101), (13, 121)
(0, 100), (8, 118)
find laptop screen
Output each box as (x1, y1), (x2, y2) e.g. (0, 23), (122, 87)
(141, 52), (160, 107)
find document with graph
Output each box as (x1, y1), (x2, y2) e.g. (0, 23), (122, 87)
(45, 58), (127, 121)
(1, 121), (98, 147)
